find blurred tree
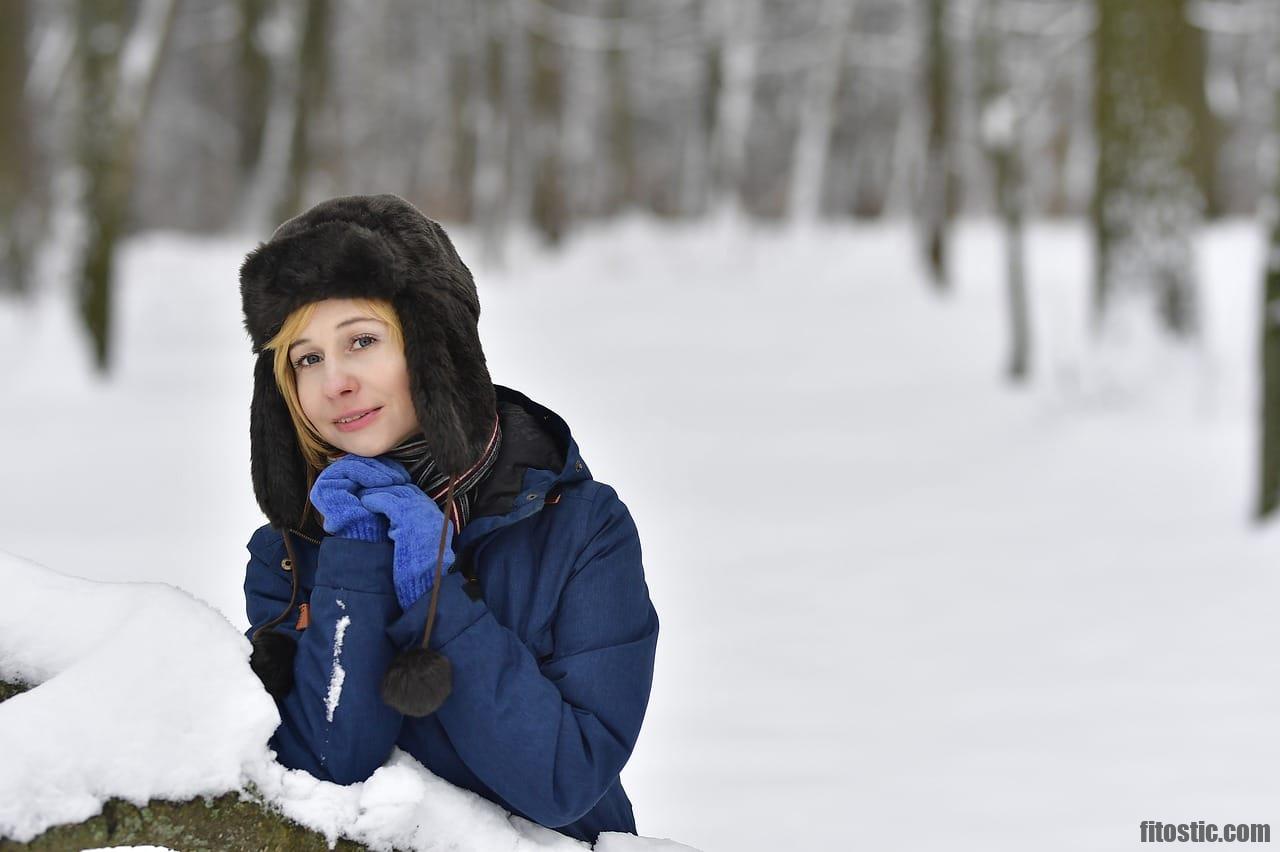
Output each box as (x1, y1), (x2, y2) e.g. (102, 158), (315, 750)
(977, 0), (1029, 382)
(234, 0), (272, 189)
(11, 0), (1269, 252)
(529, 0), (567, 245)
(445, 11), (477, 223)
(503, 0), (533, 233)
(1256, 25), (1280, 520)
(1260, 236), (1280, 518)
(473, 0), (510, 263)
(0, 0), (35, 297)
(787, 0), (854, 221)
(921, 0), (952, 290)
(1091, 0), (1202, 337)
(672, 2), (713, 219)
(75, 0), (179, 372)
(1175, 5), (1221, 219)
(605, 0), (637, 213)
(556, 0), (604, 223)
(276, 0), (330, 223)
(708, 0), (759, 212)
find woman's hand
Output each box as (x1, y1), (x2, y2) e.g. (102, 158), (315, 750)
(308, 455), (411, 541)
(358, 483), (456, 610)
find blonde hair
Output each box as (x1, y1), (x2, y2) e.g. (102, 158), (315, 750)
(263, 298), (407, 522)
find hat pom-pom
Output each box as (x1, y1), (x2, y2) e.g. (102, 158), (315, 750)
(381, 648), (452, 716)
(250, 630), (297, 699)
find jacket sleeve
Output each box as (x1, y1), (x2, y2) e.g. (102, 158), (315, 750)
(385, 486), (660, 828)
(244, 532), (406, 785)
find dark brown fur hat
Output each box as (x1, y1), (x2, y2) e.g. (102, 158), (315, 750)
(239, 194), (496, 531)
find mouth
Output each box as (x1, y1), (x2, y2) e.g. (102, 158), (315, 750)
(333, 407), (383, 432)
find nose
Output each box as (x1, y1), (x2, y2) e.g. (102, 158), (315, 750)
(322, 362), (358, 398)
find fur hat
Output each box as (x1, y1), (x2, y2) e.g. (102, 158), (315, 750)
(240, 193), (496, 531)
(240, 194), (494, 717)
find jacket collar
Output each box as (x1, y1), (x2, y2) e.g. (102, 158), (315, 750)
(452, 385), (591, 550)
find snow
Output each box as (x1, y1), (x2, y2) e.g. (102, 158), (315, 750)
(2, 214), (1279, 850)
(325, 614), (351, 723)
(0, 551), (278, 843)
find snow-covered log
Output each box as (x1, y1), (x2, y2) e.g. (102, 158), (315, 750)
(0, 552), (695, 852)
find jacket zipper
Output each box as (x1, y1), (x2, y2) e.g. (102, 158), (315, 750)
(288, 527), (321, 545)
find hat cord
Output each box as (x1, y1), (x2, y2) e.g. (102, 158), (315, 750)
(421, 476), (457, 649)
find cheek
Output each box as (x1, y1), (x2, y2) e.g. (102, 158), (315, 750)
(390, 370), (417, 423)
(294, 377), (324, 424)
(388, 359), (413, 398)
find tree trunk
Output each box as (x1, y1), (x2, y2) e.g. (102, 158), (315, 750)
(235, 0), (272, 183)
(921, 0), (952, 290)
(473, 0), (508, 263)
(503, 0), (532, 230)
(76, 0), (127, 371)
(788, 0), (854, 221)
(1172, 6), (1220, 219)
(999, 146), (1030, 381)
(604, 0), (636, 214)
(1091, 0), (1201, 338)
(529, 3), (566, 245)
(708, 0), (759, 210)
(276, 0), (331, 224)
(1255, 47), (1280, 519)
(977, 0), (1030, 381)
(0, 0), (34, 298)
(75, 0), (179, 372)
(445, 21), (474, 221)
(1259, 220), (1280, 518)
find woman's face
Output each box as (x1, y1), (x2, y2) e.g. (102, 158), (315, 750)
(288, 298), (421, 458)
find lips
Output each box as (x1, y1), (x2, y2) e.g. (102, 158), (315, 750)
(333, 407), (383, 432)
(334, 407), (379, 424)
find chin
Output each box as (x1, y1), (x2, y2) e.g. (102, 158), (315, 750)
(326, 429), (387, 458)
(340, 438), (391, 458)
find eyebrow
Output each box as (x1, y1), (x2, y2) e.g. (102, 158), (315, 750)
(288, 316), (383, 354)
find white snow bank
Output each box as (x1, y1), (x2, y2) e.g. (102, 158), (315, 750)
(0, 551), (696, 851)
(0, 549), (279, 842)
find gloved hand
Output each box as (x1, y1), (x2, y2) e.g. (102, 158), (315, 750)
(357, 483), (456, 610)
(308, 455), (411, 541)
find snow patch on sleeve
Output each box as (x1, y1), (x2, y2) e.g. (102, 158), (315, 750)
(324, 615), (351, 723)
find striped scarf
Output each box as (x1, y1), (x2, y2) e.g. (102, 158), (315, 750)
(383, 413), (502, 532)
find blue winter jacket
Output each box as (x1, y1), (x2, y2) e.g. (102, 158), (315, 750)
(243, 386), (659, 843)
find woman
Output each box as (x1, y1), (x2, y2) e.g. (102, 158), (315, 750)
(238, 194), (659, 843)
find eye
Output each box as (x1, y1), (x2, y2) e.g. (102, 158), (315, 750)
(292, 334), (377, 370)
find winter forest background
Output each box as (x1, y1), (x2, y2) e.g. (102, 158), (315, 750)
(3, 0), (1280, 850)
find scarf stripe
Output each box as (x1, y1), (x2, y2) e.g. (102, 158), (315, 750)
(383, 414), (502, 531)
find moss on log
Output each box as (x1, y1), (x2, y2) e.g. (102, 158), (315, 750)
(0, 793), (369, 851)
(0, 679), (367, 851)
(0, 679), (29, 704)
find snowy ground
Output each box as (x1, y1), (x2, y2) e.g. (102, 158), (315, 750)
(1, 215), (1278, 851)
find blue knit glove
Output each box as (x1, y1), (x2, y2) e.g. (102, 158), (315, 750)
(308, 455), (411, 541)
(357, 483), (456, 610)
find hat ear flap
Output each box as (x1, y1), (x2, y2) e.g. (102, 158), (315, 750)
(250, 351), (309, 528)
(396, 290), (496, 478)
